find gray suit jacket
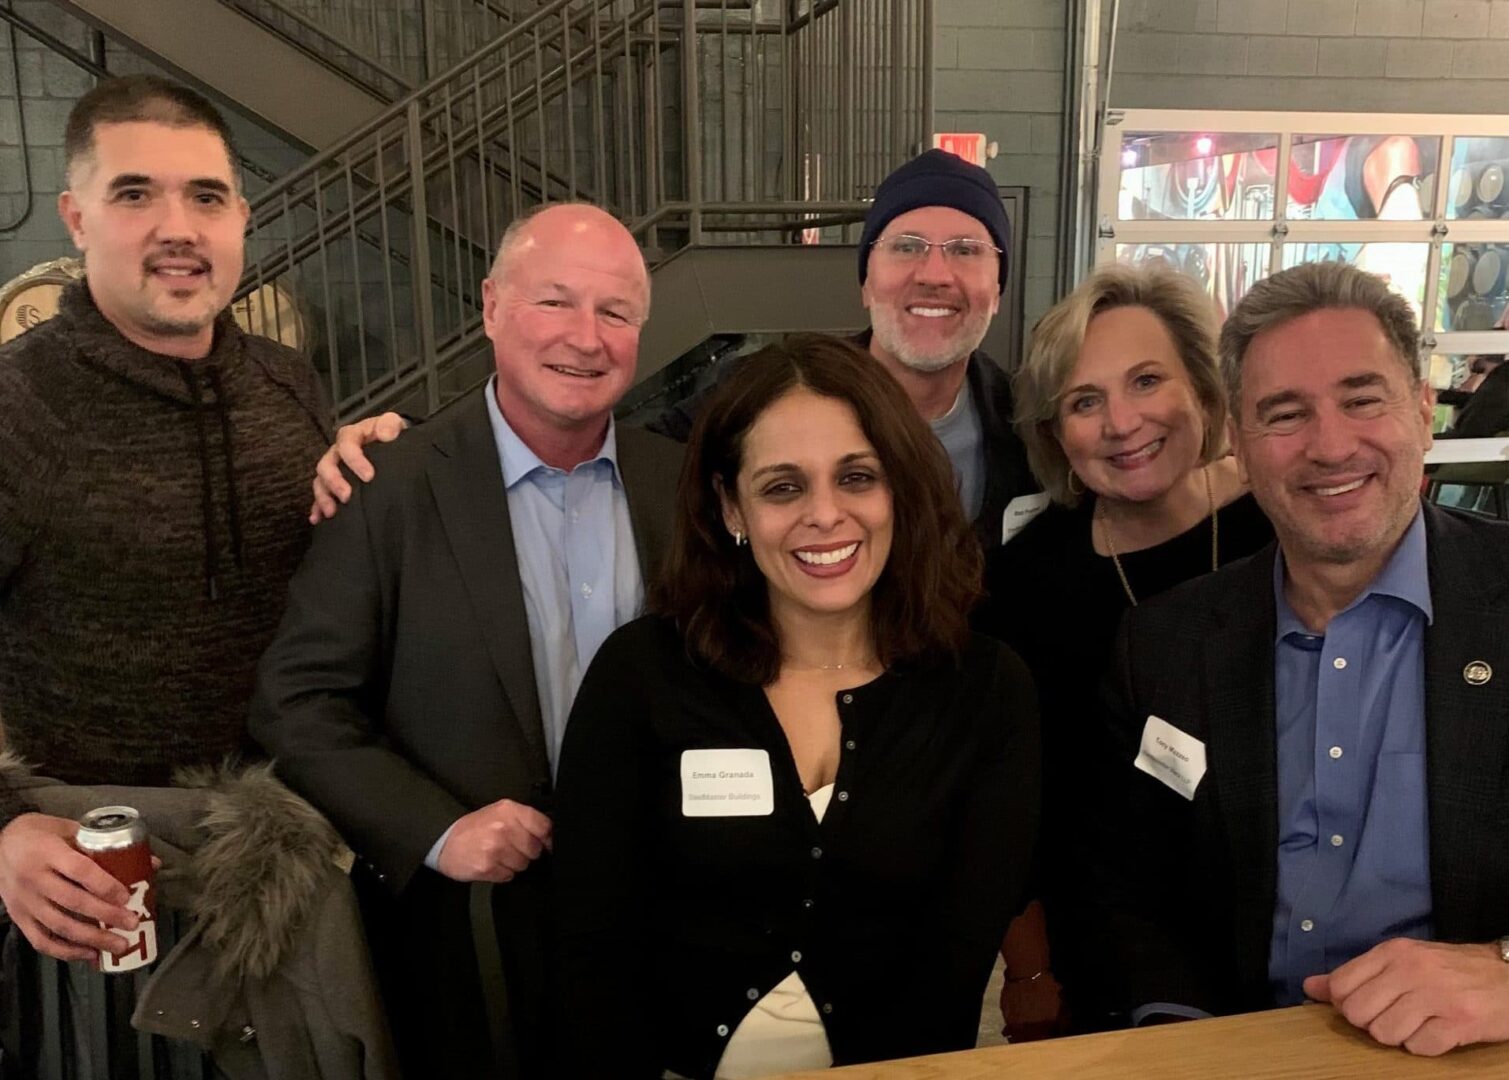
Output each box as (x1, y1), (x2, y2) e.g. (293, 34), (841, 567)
(1068, 502), (1509, 1023)
(249, 387), (683, 894)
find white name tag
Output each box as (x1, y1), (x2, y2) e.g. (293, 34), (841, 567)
(1133, 715), (1208, 801)
(1002, 493), (1051, 544)
(681, 749), (774, 817)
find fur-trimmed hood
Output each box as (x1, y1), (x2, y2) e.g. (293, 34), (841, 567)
(0, 752), (347, 980)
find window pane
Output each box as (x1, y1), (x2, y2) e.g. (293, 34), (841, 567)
(1439, 243), (1509, 332)
(1282, 242), (1430, 326)
(1116, 132), (1279, 221)
(1115, 242), (1271, 320)
(1288, 136), (1440, 221)
(1427, 353), (1509, 512)
(1446, 138), (1509, 220)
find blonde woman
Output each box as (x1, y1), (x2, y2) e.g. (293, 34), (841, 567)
(976, 264), (1273, 1040)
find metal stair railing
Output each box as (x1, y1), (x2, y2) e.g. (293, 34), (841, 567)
(227, 0), (519, 91)
(214, 0), (417, 102)
(282, 0), (522, 84)
(236, 0), (933, 423)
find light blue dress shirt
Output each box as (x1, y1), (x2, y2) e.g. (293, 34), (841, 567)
(425, 377), (644, 869)
(1268, 507), (1434, 1005)
(930, 376), (985, 522)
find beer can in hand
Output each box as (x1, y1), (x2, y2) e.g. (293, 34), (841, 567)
(75, 806), (158, 974)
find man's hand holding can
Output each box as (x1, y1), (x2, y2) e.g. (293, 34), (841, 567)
(74, 806), (159, 972)
(0, 811), (140, 963)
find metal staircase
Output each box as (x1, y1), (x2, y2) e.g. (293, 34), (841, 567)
(232, 0), (935, 422)
(50, 0), (389, 150)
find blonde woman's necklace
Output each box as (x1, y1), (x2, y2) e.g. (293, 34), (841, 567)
(1096, 465), (1218, 608)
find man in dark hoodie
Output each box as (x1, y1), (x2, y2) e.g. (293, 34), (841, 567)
(0, 76), (328, 963)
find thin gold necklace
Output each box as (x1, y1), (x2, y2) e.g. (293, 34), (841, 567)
(785, 658), (875, 672)
(1097, 465), (1218, 607)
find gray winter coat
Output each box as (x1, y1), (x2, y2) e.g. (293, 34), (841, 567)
(1, 754), (399, 1080)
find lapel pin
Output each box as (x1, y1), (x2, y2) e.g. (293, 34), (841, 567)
(1464, 661), (1493, 687)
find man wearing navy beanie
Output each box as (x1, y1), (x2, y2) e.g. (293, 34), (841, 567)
(855, 149), (1037, 547)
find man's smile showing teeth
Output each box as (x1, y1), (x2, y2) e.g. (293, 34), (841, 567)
(547, 365), (603, 378)
(1312, 477), (1368, 497)
(794, 542), (858, 566)
(907, 305), (956, 318)
(149, 263), (208, 281)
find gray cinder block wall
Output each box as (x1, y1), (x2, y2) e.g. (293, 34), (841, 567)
(0, 2), (94, 281)
(936, 0), (1509, 332)
(1112, 0), (1509, 114)
(934, 0), (1066, 335)
(0, 2), (303, 285)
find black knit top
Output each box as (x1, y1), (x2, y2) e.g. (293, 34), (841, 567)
(974, 493), (1274, 899)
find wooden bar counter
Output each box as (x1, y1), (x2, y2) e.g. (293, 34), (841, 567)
(774, 1005), (1509, 1078)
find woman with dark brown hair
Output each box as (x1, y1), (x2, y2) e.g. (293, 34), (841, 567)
(552, 334), (1039, 1079)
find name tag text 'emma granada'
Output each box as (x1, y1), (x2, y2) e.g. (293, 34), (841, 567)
(681, 749), (774, 817)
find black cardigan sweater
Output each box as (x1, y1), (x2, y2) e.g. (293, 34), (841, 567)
(552, 615), (1040, 1078)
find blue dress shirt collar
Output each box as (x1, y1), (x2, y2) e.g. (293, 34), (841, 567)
(1272, 505), (1432, 642)
(485, 375), (624, 490)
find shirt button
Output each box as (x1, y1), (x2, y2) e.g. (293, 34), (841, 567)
(716, 1024), (729, 1037)
(1330, 834), (1344, 847)
(821, 1003), (833, 1015)
(841, 693), (853, 705)
(746, 988), (760, 1001)
(1300, 919), (1315, 932)
(837, 791), (849, 802)
(580, 583), (592, 598)
(810, 846), (823, 860)
(802, 899), (814, 910)
(791, 950), (803, 963)
(570, 509), (580, 523)
(1329, 746), (1343, 760)
(844, 739), (856, 751)
(1332, 657), (1347, 670)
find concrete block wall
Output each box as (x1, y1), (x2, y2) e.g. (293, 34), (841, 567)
(0, 2), (95, 282)
(1111, 0), (1509, 113)
(936, 0), (1509, 334)
(934, 0), (1067, 332)
(0, 3), (306, 285)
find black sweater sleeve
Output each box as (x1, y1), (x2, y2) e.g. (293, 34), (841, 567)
(551, 623), (661, 1078)
(910, 644), (1041, 1052)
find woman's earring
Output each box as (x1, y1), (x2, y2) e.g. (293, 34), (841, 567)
(733, 529), (746, 547)
(1067, 471), (1085, 496)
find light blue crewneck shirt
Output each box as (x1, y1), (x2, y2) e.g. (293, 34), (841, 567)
(929, 375), (985, 522)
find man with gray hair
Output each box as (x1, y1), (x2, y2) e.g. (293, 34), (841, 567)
(252, 203), (683, 1076)
(1071, 260), (1509, 1055)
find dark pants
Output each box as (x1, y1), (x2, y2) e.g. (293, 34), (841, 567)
(0, 920), (218, 1080)
(353, 863), (554, 1080)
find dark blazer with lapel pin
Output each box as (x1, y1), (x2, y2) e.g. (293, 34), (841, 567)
(249, 385), (682, 1074)
(1067, 502), (1509, 1025)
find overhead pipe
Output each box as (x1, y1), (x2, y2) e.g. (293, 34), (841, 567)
(1056, 0), (1117, 300)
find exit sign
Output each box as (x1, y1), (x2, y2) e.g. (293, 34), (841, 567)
(933, 132), (987, 166)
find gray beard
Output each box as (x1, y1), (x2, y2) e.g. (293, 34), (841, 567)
(869, 303), (990, 373)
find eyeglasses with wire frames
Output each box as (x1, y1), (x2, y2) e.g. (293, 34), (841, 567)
(869, 233), (1002, 264)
